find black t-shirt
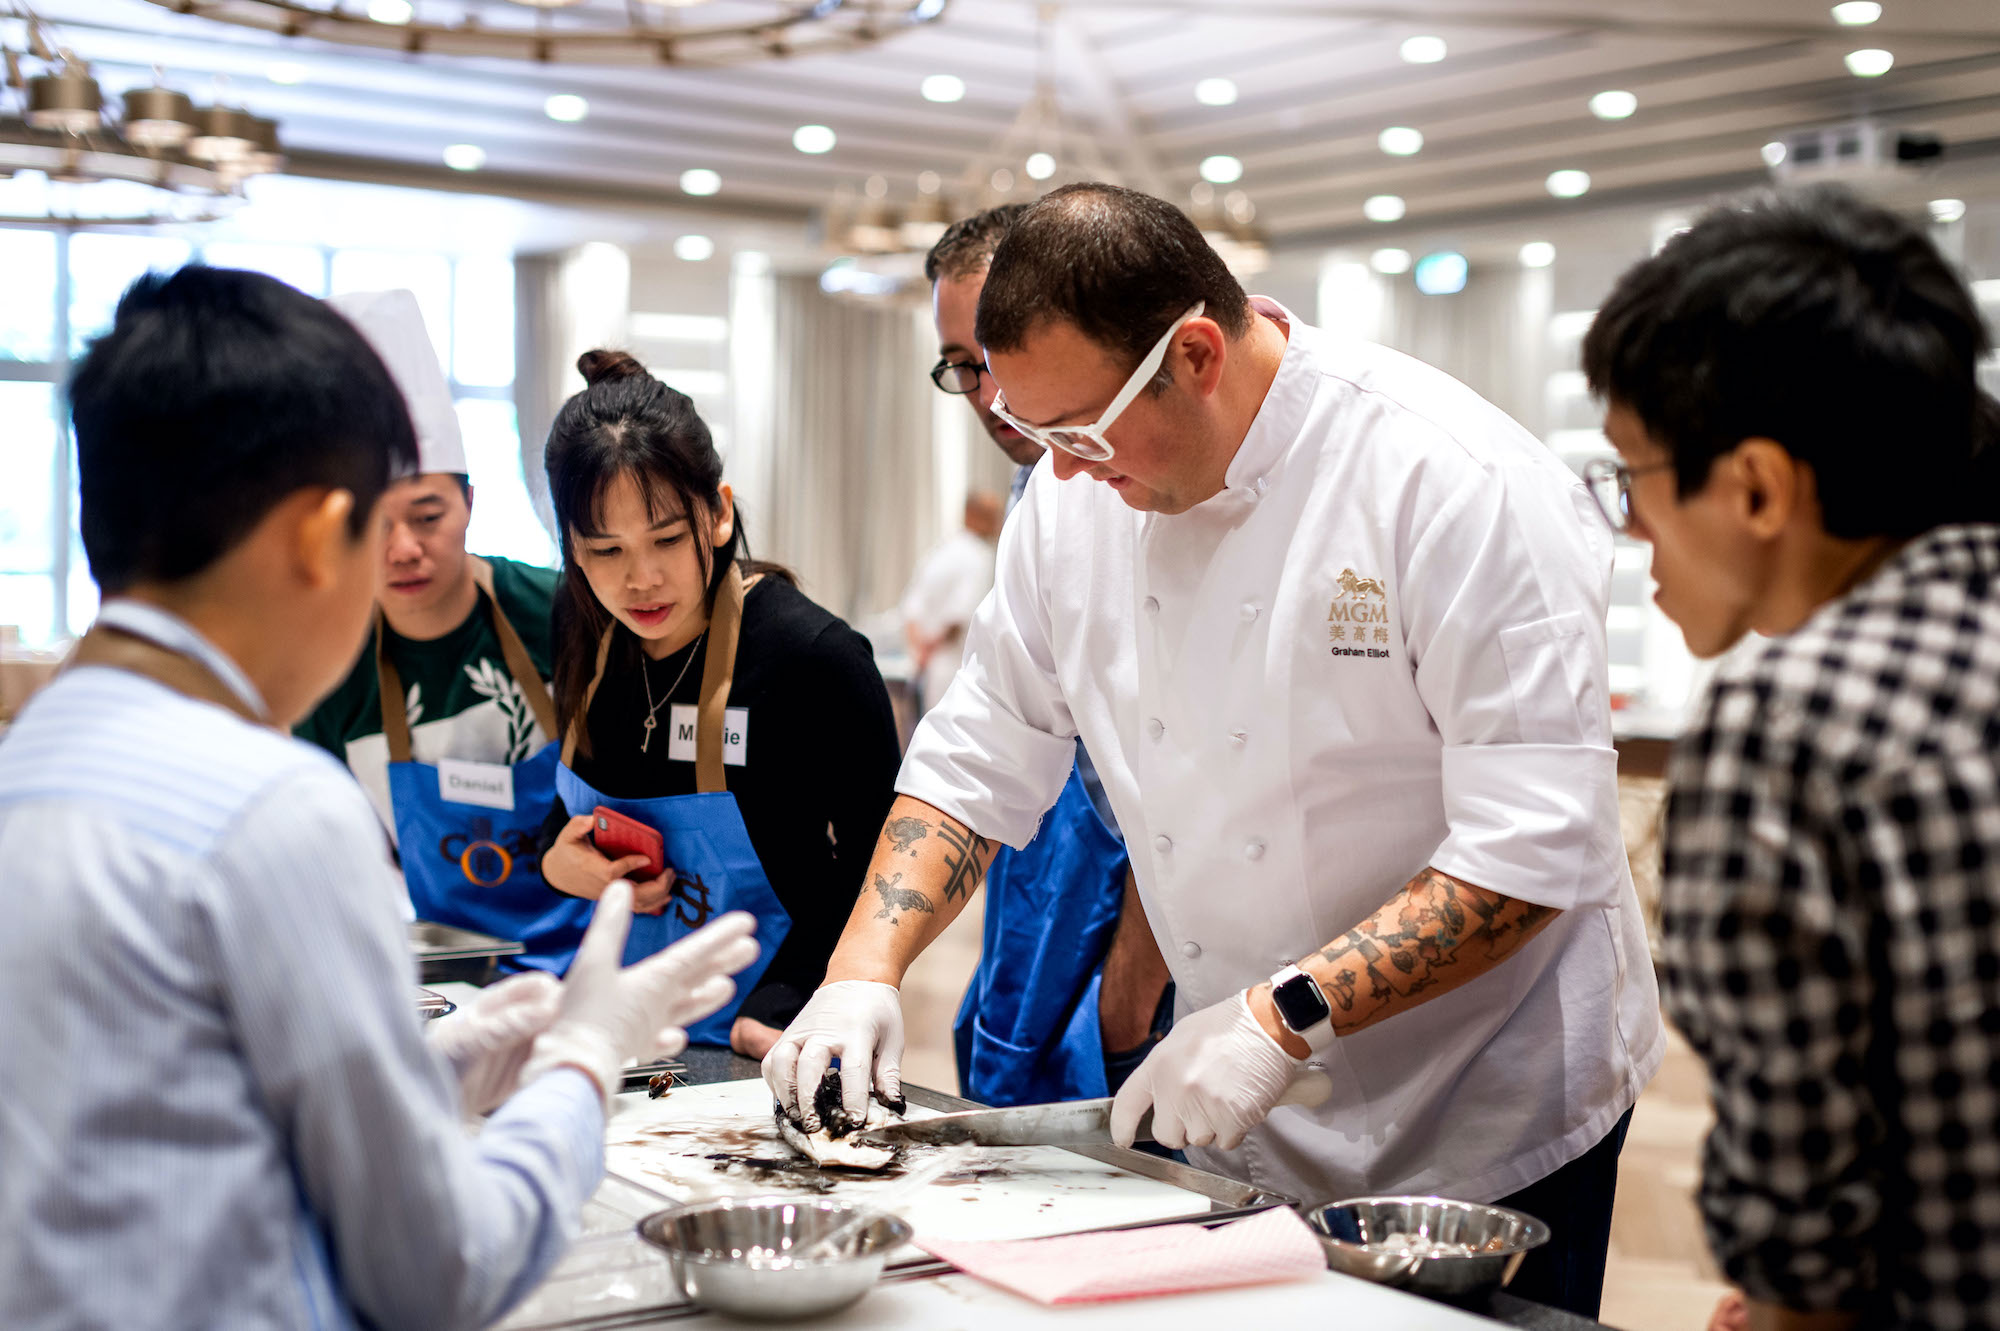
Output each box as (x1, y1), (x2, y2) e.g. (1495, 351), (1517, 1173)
(538, 575), (900, 1028)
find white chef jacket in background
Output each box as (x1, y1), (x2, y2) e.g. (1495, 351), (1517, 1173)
(899, 527), (997, 711)
(901, 299), (1664, 1205)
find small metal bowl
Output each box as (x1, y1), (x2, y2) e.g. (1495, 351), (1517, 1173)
(1306, 1195), (1550, 1303)
(636, 1196), (911, 1321)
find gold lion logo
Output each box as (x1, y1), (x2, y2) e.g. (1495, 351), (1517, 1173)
(1336, 568), (1388, 601)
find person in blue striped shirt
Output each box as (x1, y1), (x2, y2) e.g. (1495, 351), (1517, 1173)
(0, 265), (758, 1331)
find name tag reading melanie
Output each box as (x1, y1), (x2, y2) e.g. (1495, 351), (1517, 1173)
(667, 704), (748, 766)
(438, 759), (516, 811)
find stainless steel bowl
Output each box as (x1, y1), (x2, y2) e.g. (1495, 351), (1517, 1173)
(636, 1196), (912, 1321)
(1306, 1195), (1550, 1302)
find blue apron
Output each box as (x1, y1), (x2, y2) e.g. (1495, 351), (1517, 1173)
(547, 566), (788, 1047)
(953, 765), (1130, 1104)
(376, 567), (589, 967)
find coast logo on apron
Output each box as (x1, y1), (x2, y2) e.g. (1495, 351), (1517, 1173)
(1327, 566), (1392, 658)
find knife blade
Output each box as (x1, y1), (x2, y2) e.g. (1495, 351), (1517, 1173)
(854, 1072), (1332, 1149)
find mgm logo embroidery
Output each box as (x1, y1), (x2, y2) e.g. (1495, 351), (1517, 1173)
(1327, 567), (1392, 659)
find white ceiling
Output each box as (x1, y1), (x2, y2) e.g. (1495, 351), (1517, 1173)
(22, 0), (2000, 244)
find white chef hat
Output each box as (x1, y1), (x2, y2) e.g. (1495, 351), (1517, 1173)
(328, 288), (467, 476)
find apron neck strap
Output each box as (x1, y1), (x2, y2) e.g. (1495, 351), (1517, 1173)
(68, 623), (266, 728)
(375, 559), (558, 765)
(561, 562), (744, 794)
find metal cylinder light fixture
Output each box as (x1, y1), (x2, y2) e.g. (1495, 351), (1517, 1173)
(186, 104), (258, 162)
(25, 65), (104, 132)
(121, 86), (199, 150)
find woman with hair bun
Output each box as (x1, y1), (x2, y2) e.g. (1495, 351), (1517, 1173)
(533, 349), (900, 1057)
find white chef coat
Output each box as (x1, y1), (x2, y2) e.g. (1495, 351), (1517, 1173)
(900, 527), (998, 710)
(901, 299), (1664, 1205)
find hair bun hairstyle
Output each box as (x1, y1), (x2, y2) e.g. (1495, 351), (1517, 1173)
(576, 348), (648, 387)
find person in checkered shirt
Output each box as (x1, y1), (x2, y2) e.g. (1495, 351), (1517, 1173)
(1583, 186), (2000, 1331)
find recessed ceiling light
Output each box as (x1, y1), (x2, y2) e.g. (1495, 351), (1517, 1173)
(1370, 247), (1412, 274)
(544, 94), (588, 122)
(1929, 198), (1967, 224)
(1195, 77), (1238, 107)
(1762, 140), (1789, 167)
(1363, 194), (1406, 222)
(1546, 168), (1591, 198)
(1519, 241), (1557, 268)
(367, 0), (412, 24)
(1378, 126), (1424, 156)
(680, 168), (721, 196)
(675, 234), (715, 263)
(921, 74), (965, 103)
(1414, 251), (1468, 295)
(1199, 154), (1243, 184)
(1589, 90), (1638, 120)
(1845, 48), (1893, 76)
(266, 61), (307, 86)
(792, 124), (836, 154)
(1831, 2), (1882, 25)
(442, 143), (486, 171)
(1400, 35), (1447, 64)
(1025, 151), (1056, 180)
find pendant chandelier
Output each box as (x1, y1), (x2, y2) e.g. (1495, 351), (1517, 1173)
(133, 0), (947, 67)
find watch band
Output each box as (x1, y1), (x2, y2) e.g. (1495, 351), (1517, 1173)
(1268, 962), (1335, 1051)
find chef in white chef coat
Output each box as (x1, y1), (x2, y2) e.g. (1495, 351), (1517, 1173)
(766, 183), (1663, 1318)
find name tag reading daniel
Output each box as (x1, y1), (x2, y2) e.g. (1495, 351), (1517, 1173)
(438, 759), (516, 811)
(667, 704), (748, 766)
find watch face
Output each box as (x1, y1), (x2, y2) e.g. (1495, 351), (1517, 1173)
(1272, 972), (1331, 1032)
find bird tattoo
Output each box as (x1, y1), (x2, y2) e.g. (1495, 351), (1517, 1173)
(872, 872), (933, 925)
(885, 817), (928, 857)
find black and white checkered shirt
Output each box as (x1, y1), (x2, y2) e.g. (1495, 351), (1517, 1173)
(1660, 523), (2000, 1330)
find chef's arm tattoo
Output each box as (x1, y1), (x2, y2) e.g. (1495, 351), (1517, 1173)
(1305, 867), (1559, 1038)
(826, 797), (1003, 984)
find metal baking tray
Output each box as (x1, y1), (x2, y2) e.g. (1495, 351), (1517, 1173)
(409, 920), (524, 984)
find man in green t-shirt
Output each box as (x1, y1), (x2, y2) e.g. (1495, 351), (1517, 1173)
(297, 290), (559, 848)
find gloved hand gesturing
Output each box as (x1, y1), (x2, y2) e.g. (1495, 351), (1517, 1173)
(1109, 991), (1330, 1152)
(761, 980), (904, 1131)
(426, 970), (564, 1115)
(521, 880), (761, 1109)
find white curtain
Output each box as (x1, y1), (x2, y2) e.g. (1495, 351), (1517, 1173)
(513, 243), (632, 542)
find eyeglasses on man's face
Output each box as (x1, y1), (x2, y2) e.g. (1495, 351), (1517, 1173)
(1582, 457), (1675, 534)
(987, 302), (1207, 465)
(930, 358), (987, 395)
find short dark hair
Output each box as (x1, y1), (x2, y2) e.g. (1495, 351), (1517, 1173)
(924, 203), (1029, 284)
(67, 265), (417, 594)
(974, 183), (1253, 375)
(1583, 186), (1996, 540)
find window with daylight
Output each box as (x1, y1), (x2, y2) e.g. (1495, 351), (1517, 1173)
(0, 227), (547, 650)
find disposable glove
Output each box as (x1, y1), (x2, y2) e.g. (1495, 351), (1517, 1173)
(520, 880), (761, 1109)
(1109, 990), (1330, 1152)
(761, 980), (904, 1130)
(425, 971), (563, 1115)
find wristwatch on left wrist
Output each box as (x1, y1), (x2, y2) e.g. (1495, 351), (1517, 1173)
(1267, 963), (1334, 1050)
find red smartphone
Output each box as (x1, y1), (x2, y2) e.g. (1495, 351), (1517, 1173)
(590, 806), (665, 881)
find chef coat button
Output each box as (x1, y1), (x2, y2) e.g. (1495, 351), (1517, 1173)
(1181, 941), (1202, 959)
(1229, 729), (1248, 747)
(1146, 716), (1164, 740)
(1153, 834), (1173, 855)
(1240, 602), (1259, 623)
(1245, 840), (1267, 862)
(1143, 595), (1160, 614)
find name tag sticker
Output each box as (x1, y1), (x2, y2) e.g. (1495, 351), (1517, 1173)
(668, 704), (749, 767)
(438, 759), (515, 811)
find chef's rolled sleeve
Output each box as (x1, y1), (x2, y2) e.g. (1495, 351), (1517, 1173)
(898, 474), (1078, 848)
(1404, 462), (1624, 910)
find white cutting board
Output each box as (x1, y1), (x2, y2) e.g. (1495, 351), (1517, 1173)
(603, 1078), (1219, 1250)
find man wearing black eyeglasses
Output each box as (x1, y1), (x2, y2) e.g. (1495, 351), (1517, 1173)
(913, 206), (1175, 1115)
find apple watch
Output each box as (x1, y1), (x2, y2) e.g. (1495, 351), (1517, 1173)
(1267, 963), (1333, 1046)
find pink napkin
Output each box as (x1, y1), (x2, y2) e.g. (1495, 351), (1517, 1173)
(915, 1206), (1325, 1305)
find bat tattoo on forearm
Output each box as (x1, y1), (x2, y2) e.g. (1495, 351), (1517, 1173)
(871, 871), (934, 926)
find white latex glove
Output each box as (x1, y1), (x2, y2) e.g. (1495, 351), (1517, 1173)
(425, 971), (563, 1115)
(1110, 990), (1307, 1152)
(760, 979), (904, 1130)
(520, 880), (761, 1109)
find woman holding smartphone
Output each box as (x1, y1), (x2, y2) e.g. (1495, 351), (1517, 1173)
(536, 350), (900, 1058)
